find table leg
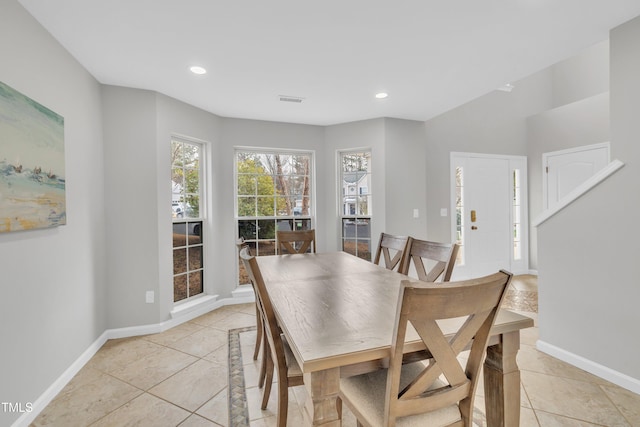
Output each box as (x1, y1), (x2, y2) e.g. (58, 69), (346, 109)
(483, 331), (522, 427)
(302, 368), (341, 426)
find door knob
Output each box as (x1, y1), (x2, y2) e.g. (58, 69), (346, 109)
(471, 226), (478, 230)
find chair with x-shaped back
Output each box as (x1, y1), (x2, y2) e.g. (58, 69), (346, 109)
(399, 237), (459, 282)
(339, 270), (512, 427)
(236, 238), (268, 389)
(373, 232), (410, 272)
(276, 229), (316, 254)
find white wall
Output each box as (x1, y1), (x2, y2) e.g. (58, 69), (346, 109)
(536, 14), (640, 389)
(0, 2), (106, 426)
(324, 119), (387, 250)
(102, 88), (227, 328)
(383, 119), (429, 238)
(4, 0), (638, 421)
(102, 86), (161, 328)
(424, 70), (552, 244)
(102, 89), (329, 323)
(219, 118), (326, 291)
(155, 93), (222, 319)
(527, 93), (610, 268)
(423, 41), (611, 270)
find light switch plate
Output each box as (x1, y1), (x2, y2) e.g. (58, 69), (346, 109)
(440, 208), (448, 217)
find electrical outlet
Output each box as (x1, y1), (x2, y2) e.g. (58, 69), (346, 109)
(440, 208), (448, 217)
(146, 291), (155, 304)
(413, 209), (419, 218)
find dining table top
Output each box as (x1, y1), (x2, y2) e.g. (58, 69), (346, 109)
(255, 251), (534, 373)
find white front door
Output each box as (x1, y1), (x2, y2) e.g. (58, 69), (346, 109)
(451, 153), (528, 279)
(544, 142), (610, 210)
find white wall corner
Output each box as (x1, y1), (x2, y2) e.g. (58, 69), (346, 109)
(228, 284), (255, 305)
(537, 340), (640, 395)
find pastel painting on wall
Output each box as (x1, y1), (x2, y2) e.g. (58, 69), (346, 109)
(0, 81), (66, 233)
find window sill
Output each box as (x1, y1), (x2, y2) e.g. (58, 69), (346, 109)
(171, 294), (219, 319)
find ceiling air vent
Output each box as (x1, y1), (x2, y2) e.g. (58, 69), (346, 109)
(279, 95), (304, 103)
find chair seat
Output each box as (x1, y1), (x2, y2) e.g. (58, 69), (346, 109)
(340, 362), (462, 427)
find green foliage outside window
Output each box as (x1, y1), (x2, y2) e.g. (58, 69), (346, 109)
(172, 141), (200, 218)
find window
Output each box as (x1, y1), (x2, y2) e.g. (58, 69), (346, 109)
(513, 169), (522, 261)
(339, 150), (372, 260)
(455, 166), (465, 265)
(172, 138), (204, 303)
(235, 149), (313, 284)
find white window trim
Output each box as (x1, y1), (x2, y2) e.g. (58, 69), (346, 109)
(234, 146), (316, 285)
(338, 148), (373, 259)
(171, 135), (208, 305)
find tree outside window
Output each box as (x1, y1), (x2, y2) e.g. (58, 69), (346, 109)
(236, 150), (313, 285)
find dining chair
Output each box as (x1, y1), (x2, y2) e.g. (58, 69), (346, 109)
(236, 238), (268, 389)
(276, 229), (316, 254)
(373, 232), (410, 272)
(399, 237), (459, 282)
(339, 270), (512, 427)
(239, 247), (304, 427)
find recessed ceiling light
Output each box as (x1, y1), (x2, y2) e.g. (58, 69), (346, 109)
(375, 92), (388, 99)
(497, 83), (514, 92)
(190, 66), (207, 75)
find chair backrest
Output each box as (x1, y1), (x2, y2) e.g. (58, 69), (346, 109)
(373, 232), (410, 272)
(236, 237), (254, 256)
(276, 229), (316, 254)
(399, 237), (459, 282)
(385, 271), (512, 426)
(236, 237), (247, 250)
(239, 247), (288, 372)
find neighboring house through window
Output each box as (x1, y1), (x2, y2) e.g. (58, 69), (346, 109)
(339, 150), (372, 260)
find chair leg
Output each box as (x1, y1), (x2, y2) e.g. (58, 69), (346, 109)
(258, 332), (268, 388)
(253, 304), (262, 360)
(276, 377), (289, 427)
(261, 349), (274, 410)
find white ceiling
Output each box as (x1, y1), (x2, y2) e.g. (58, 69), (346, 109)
(18, 0), (640, 126)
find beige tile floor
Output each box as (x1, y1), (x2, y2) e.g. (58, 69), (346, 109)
(32, 276), (640, 426)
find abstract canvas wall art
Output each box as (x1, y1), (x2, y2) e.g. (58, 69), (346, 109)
(0, 81), (66, 233)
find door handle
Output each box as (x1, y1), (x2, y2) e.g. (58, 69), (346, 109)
(471, 226), (478, 230)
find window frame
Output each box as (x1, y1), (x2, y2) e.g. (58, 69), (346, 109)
(171, 136), (206, 304)
(338, 149), (372, 261)
(234, 147), (315, 284)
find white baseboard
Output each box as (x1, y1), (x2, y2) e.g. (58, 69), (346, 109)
(11, 331), (110, 427)
(528, 269), (538, 276)
(11, 291), (257, 427)
(229, 284), (255, 304)
(537, 340), (640, 395)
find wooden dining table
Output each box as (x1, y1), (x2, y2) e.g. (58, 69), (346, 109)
(256, 251), (534, 427)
